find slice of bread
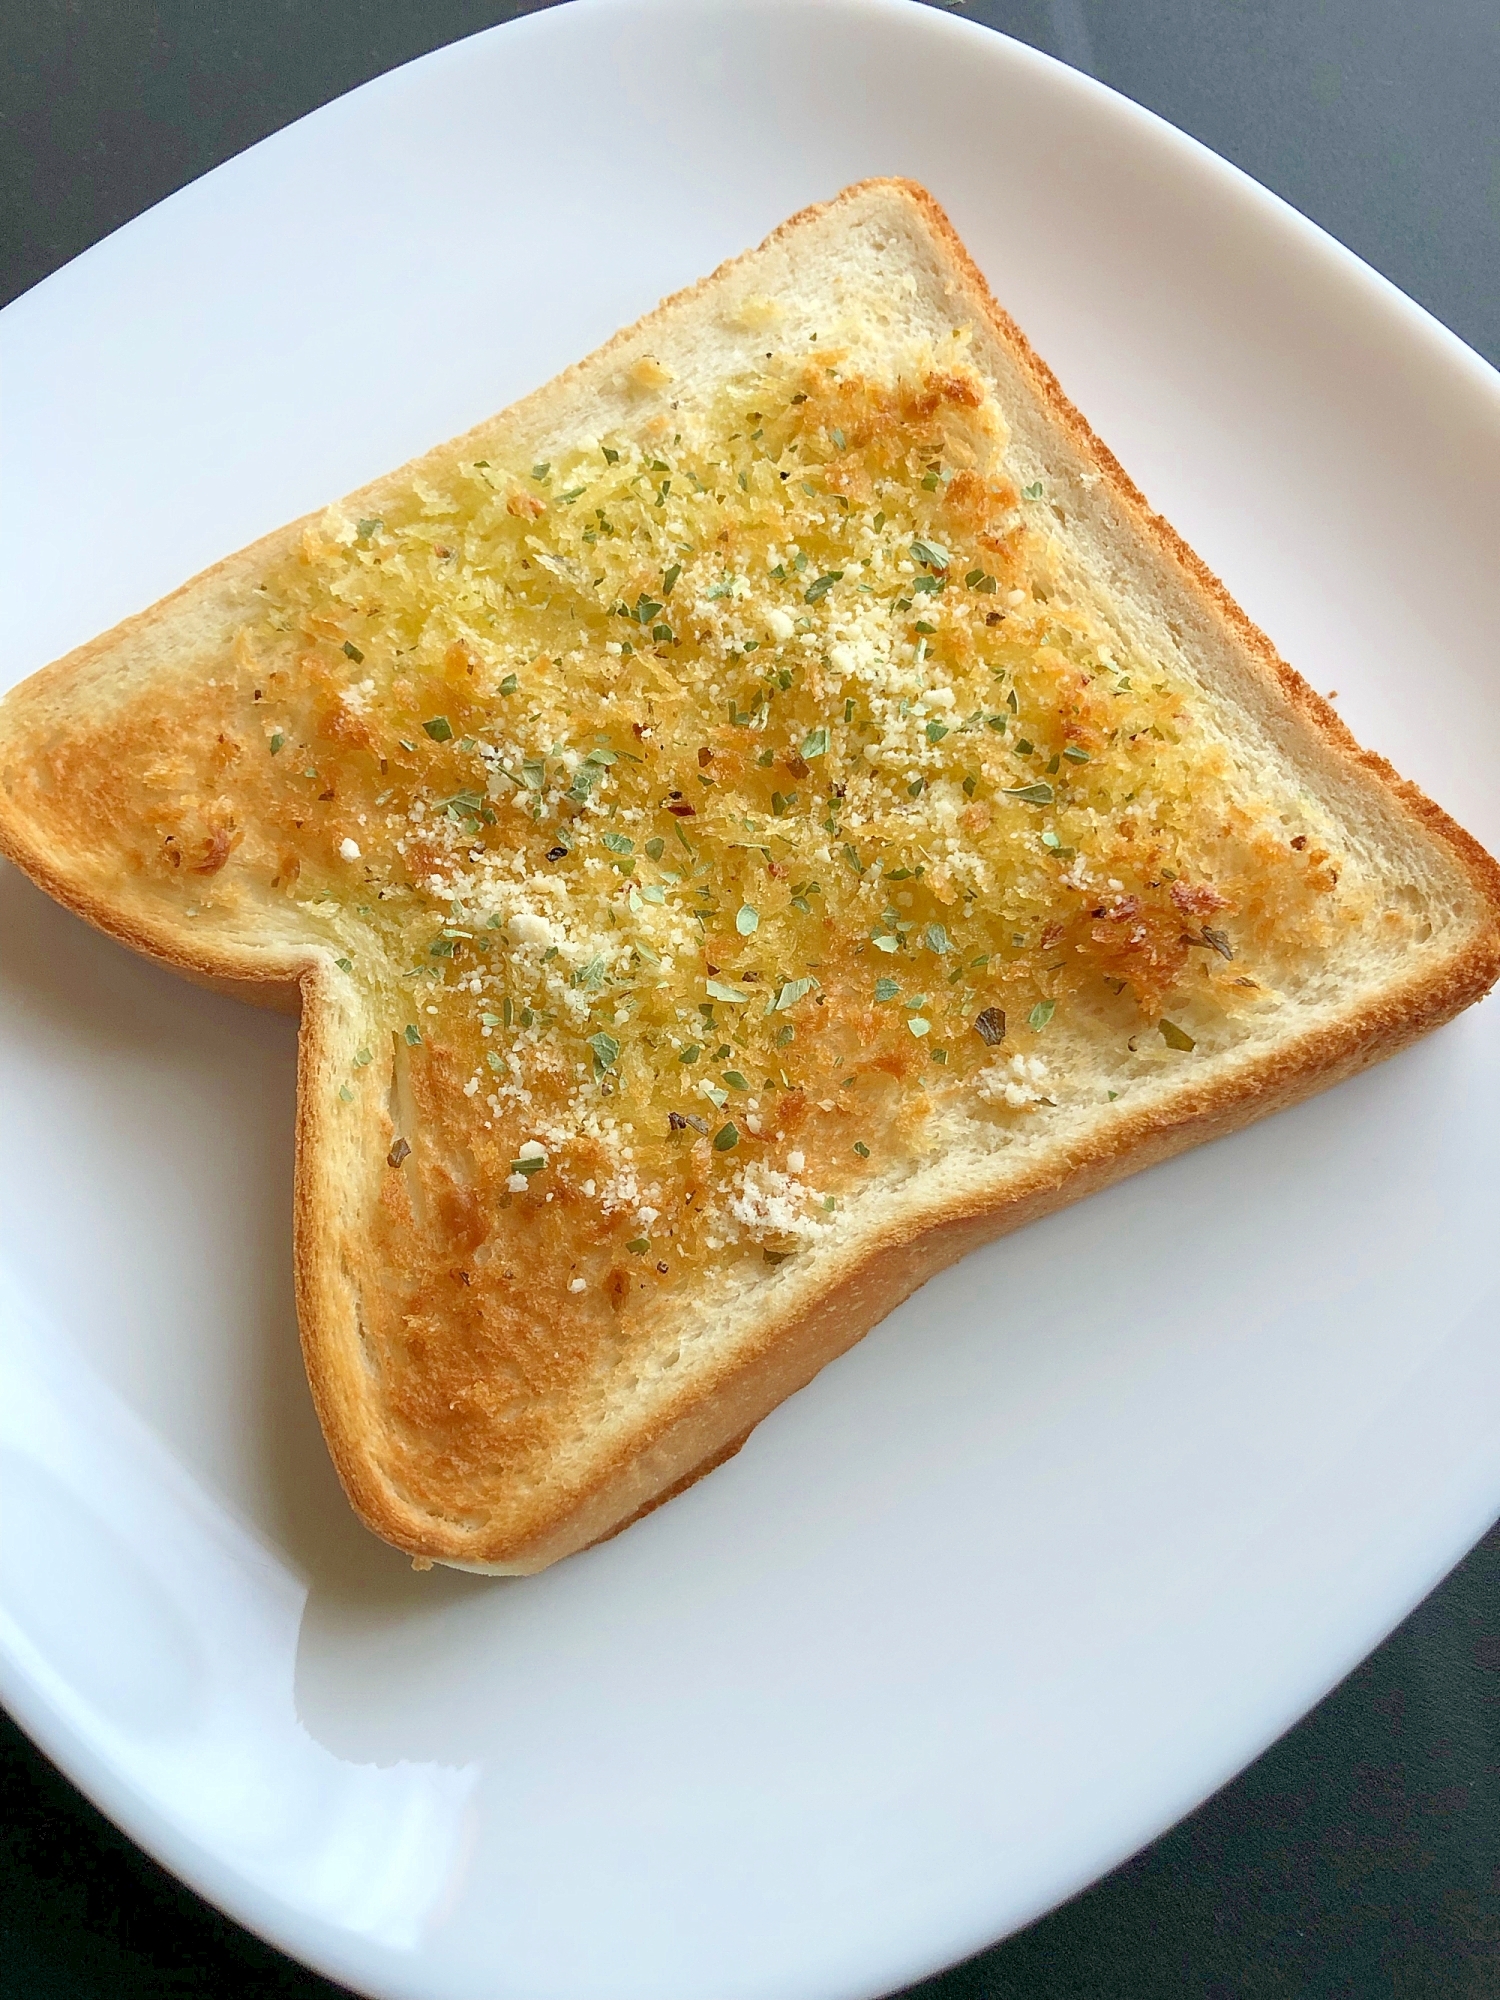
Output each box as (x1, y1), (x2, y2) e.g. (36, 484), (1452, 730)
(3, 180), (1497, 1574)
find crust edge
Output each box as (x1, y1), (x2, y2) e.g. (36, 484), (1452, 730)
(3, 177), (1498, 1573)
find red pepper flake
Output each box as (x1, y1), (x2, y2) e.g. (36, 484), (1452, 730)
(1170, 879), (1229, 916)
(973, 1007), (1006, 1047)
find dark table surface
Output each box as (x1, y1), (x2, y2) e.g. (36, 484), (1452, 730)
(2, 4), (1498, 1996)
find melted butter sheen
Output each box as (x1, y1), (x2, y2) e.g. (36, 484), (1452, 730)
(127, 361), (1356, 1286)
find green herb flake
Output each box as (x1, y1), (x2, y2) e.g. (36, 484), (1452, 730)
(801, 725), (830, 759)
(531, 462), (551, 481)
(1062, 745), (1091, 763)
(771, 976), (815, 1012)
(736, 905), (759, 935)
(1159, 1019), (1197, 1051)
(713, 1123), (740, 1152)
(854, 1140), (871, 1158)
(341, 640), (364, 664)
(601, 830), (634, 854)
(587, 1030), (620, 1071)
(404, 1024), (422, 1045)
(1028, 999), (1057, 1032)
(722, 1069), (749, 1091)
(423, 715), (453, 742)
(353, 1047), (373, 1068)
(706, 978), (751, 1004)
(1023, 480), (1044, 499)
(356, 518), (382, 539)
(803, 572), (843, 604)
(925, 719), (948, 745)
(338, 1084), (354, 1102)
(499, 673), (519, 695)
(909, 539), (950, 571)
(1003, 782), (1055, 805)
(874, 977), (901, 1002)
(925, 924), (952, 954)
(269, 732), (285, 755)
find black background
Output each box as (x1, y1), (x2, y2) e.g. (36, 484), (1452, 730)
(2, 4), (1498, 1996)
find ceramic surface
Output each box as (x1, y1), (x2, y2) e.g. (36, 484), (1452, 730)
(2, 4), (1498, 1996)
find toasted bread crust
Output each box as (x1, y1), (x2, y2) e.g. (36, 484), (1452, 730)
(391, 920), (1496, 1574)
(3, 180), (1498, 1572)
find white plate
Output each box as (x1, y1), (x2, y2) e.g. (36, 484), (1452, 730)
(3, 2), (1499, 1995)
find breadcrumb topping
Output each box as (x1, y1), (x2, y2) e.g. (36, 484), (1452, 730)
(114, 355), (1376, 1290)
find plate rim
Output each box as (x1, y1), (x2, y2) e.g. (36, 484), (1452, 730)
(3, 4), (1499, 1997)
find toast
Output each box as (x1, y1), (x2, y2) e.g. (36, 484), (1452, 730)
(3, 180), (1498, 1574)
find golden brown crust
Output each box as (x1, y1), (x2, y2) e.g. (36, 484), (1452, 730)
(3, 179), (1498, 1574)
(420, 911), (1495, 1574)
(877, 181), (1500, 937)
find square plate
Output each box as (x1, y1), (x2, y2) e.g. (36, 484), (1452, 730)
(2, 3), (1499, 1995)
